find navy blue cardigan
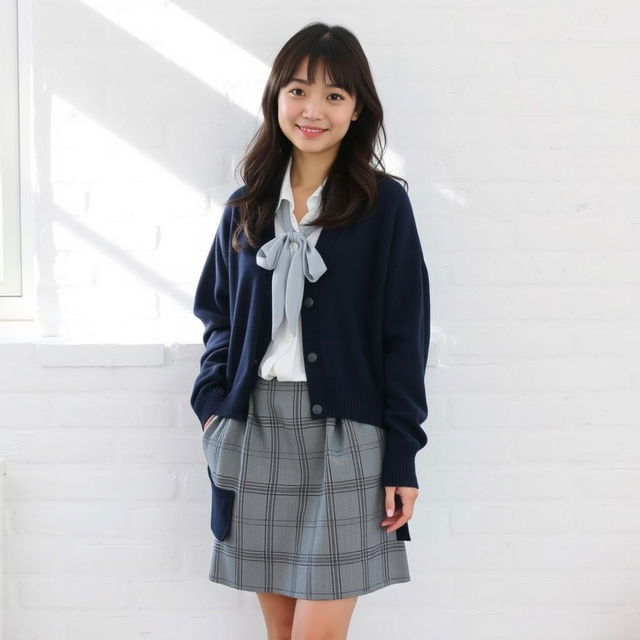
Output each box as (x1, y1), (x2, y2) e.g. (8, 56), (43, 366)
(191, 175), (430, 540)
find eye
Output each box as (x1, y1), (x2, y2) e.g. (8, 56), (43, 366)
(287, 88), (346, 102)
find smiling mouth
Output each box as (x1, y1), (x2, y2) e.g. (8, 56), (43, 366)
(297, 125), (327, 133)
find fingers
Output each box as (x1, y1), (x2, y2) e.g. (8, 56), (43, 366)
(381, 486), (419, 534)
(384, 486), (396, 518)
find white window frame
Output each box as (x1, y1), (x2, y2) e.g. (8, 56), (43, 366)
(0, 0), (35, 323)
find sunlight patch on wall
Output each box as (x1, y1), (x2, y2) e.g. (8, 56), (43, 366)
(50, 93), (203, 219)
(48, 93), (218, 341)
(78, 0), (268, 117)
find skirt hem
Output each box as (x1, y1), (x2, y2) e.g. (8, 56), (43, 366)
(207, 574), (411, 600)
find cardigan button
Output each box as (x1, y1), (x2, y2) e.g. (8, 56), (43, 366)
(306, 352), (317, 363)
(303, 297), (314, 308)
(312, 404), (323, 415)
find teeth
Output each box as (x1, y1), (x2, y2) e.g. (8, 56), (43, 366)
(300, 126), (323, 132)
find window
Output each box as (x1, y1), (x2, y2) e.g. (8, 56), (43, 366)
(0, 0), (35, 322)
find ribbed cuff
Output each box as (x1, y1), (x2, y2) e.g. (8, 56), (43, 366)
(381, 431), (420, 489)
(193, 384), (228, 428)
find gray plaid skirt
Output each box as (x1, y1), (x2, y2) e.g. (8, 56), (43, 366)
(201, 376), (411, 600)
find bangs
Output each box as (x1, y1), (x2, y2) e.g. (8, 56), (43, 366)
(281, 45), (358, 97)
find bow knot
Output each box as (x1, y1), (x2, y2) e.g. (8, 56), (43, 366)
(256, 212), (326, 339)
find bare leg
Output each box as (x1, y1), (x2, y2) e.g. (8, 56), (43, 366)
(256, 592), (297, 640)
(291, 596), (358, 640)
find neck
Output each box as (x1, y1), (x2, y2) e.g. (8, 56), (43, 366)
(290, 148), (336, 191)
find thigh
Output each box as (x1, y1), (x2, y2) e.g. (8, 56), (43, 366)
(291, 597), (358, 640)
(256, 592), (297, 639)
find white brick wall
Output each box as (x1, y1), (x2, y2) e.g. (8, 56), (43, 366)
(1, 1), (640, 638)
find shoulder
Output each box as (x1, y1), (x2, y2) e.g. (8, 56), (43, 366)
(224, 184), (247, 212)
(220, 184), (247, 228)
(230, 184), (248, 200)
(376, 175), (412, 213)
(375, 176), (424, 255)
(375, 175), (415, 225)
(376, 174), (407, 197)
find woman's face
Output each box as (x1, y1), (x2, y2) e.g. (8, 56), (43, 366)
(278, 57), (359, 158)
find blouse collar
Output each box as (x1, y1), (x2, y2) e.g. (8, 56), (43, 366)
(277, 155), (328, 228)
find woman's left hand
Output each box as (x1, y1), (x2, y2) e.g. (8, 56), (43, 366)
(381, 486), (418, 534)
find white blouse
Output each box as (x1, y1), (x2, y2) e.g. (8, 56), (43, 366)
(257, 157), (326, 381)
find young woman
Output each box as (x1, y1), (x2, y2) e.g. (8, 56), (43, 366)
(191, 22), (430, 639)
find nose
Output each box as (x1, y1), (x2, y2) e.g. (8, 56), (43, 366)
(302, 94), (325, 120)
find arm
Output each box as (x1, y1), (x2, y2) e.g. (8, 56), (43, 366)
(380, 188), (431, 489)
(190, 203), (233, 428)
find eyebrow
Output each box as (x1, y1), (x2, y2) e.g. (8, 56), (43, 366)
(288, 77), (346, 89)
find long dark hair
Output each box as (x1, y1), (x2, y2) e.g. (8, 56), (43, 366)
(226, 22), (407, 252)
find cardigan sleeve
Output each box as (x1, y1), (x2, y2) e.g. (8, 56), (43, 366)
(190, 203), (233, 428)
(380, 188), (430, 489)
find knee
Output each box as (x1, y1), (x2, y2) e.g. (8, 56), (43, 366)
(292, 623), (346, 640)
(292, 631), (339, 640)
(266, 617), (294, 640)
(268, 625), (292, 640)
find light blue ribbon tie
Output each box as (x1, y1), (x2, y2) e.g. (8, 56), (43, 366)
(256, 205), (326, 339)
